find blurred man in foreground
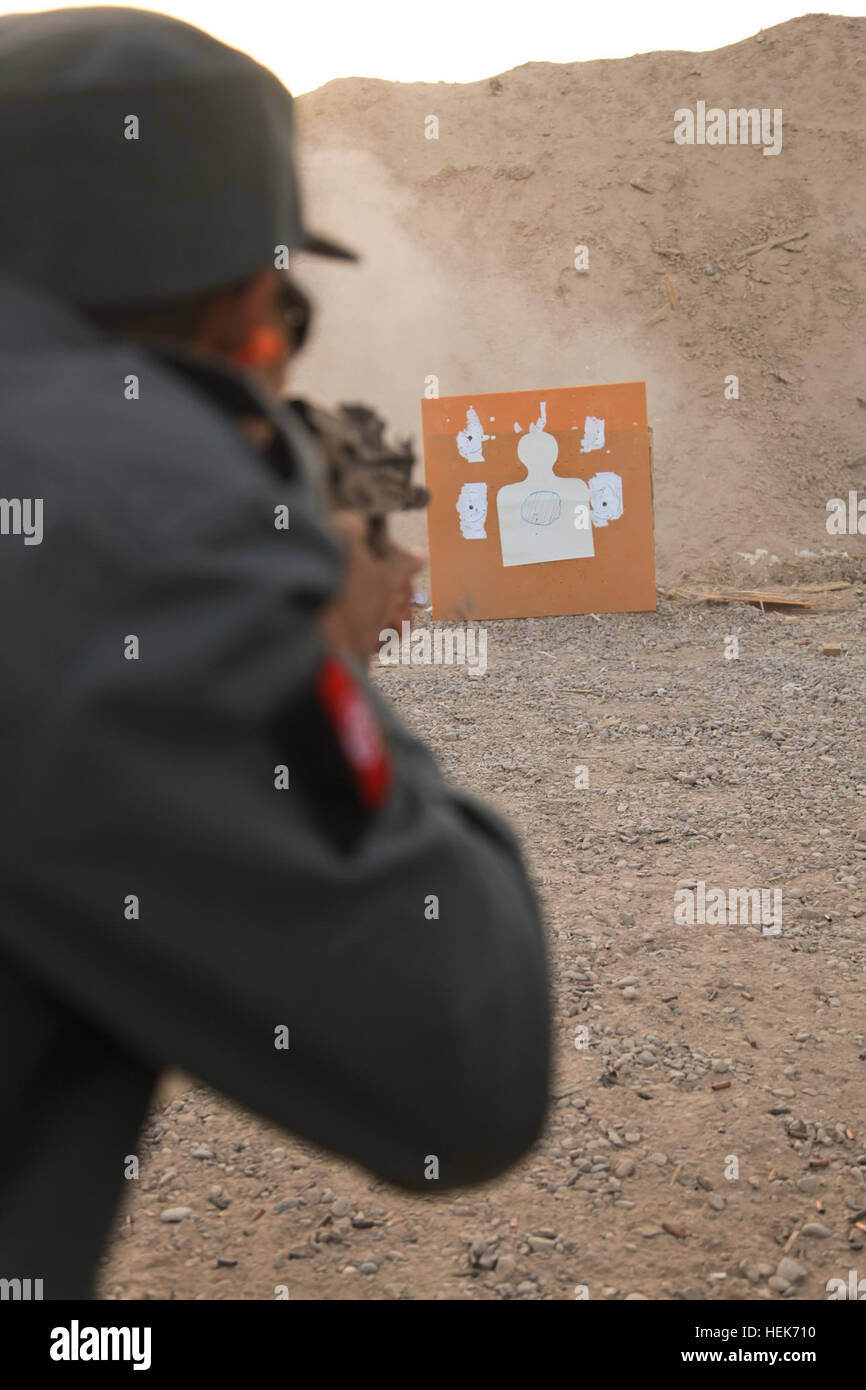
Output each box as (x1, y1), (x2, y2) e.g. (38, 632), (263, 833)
(0, 7), (550, 1298)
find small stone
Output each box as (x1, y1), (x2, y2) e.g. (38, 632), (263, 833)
(331, 1197), (351, 1217)
(527, 1235), (556, 1255)
(275, 1198), (298, 1213)
(708, 1194), (725, 1211)
(622, 987), (638, 1001)
(739, 1259), (761, 1284)
(801, 1222), (831, 1238)
(360, 1260), (380, 1275)
(615, 1159), (636, 1179)
(190, 1146), (215, 1159)
(777, 1257), (808, 1284)
(768, 1275), (790, 1293)
(160, 1206), (192, 1223)
(649, 1151), (668, 1166)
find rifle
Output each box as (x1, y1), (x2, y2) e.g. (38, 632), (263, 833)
(287, 397), (428, 557)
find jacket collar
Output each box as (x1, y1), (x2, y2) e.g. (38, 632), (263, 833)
(0, 273), (99, 352)
(141, 338), (308, 484)
(0, 273), (275, 423)
(0, 271), (319, 490)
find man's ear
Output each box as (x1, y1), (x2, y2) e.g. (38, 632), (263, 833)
(194, 270), (282, 356)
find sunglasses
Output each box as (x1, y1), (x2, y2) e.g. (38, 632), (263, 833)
(279, 276), (313, 353)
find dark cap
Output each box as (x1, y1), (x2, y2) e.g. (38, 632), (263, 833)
(0, 7), (357, 305)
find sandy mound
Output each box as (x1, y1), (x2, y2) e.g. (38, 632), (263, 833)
(291, 15), (866, 582)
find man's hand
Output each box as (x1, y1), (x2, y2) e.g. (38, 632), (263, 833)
(320, 511), (423, 663)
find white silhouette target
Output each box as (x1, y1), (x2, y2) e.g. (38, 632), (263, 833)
(453, 400), (625, 568)
(496, 403), (597, 567)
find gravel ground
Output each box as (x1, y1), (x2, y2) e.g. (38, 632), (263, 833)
(99, 572), (865, 1301)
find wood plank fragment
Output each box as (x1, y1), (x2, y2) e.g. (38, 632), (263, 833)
(675, 588), (811, 609)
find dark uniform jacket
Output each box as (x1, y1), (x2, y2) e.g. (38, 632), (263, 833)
(0, 273), (550, 1298)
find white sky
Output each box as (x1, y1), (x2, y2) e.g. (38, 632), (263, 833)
(3, 2), (864, 92)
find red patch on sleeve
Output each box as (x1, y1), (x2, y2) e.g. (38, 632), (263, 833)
(315, 655), (393, 811)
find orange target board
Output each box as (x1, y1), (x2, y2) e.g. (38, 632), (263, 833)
(422, 381), (655, 621)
